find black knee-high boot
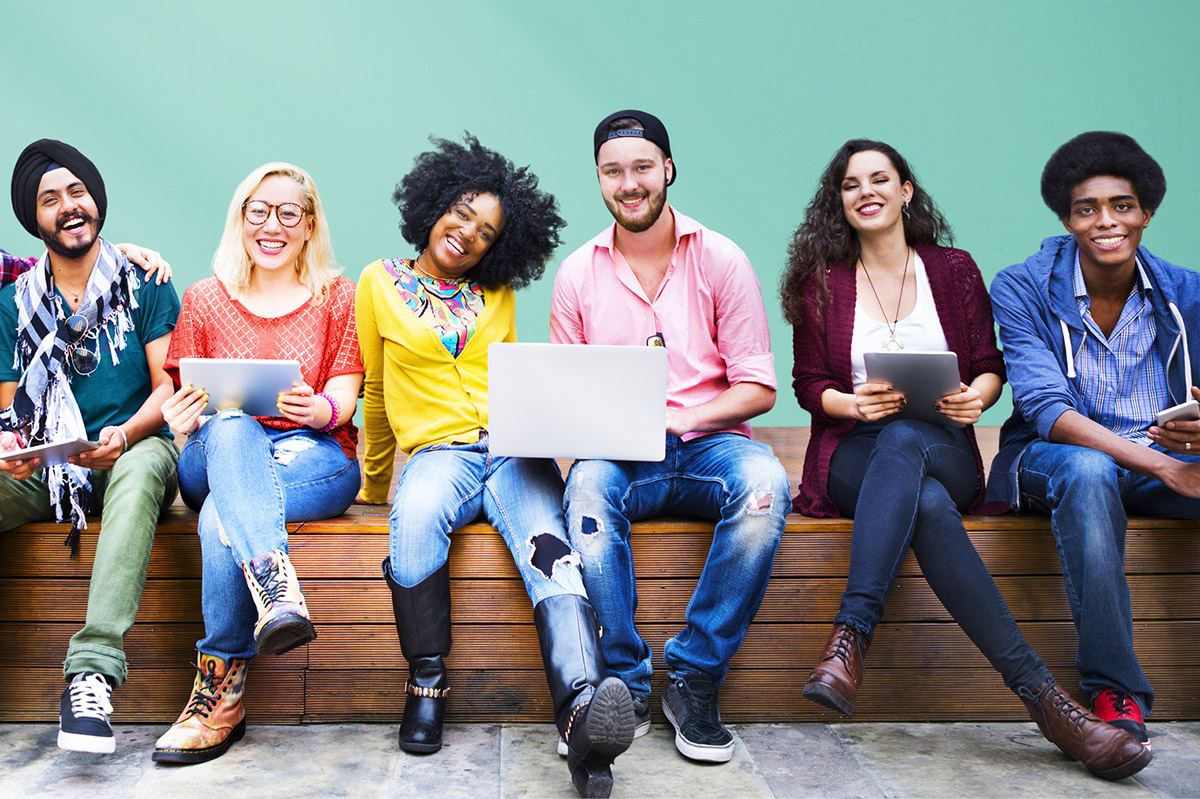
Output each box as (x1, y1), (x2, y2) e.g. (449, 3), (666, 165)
(534, 593), (635, 798)
(383, 559), (451, 754)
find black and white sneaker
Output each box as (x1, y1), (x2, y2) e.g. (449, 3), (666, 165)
(558, 690), (652, 756)
(58, 672), (115, 753)
(662, 672), (733, 762)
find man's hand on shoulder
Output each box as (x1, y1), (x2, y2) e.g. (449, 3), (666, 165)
(0, 431), (40, 480)
(116, 243), (172, 284)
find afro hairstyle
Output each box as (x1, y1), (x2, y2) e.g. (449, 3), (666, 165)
(393, 133), (565, 290)
(1041, 131), (1166, 220)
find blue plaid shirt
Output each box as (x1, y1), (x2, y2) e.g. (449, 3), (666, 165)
(0, 248), (37, 288)
(1071, 254), (1169, 445)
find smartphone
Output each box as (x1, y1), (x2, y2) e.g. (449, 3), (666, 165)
(1154, 400), (1200, 427)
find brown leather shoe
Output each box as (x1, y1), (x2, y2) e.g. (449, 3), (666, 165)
(802, 623), (868, 716)
(1020, 677), (1152, 780)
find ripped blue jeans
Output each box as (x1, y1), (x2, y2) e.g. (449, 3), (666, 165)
(388, 435), (586, 604)
(177, 411), (361, 661)
(564, 433), (788, 695)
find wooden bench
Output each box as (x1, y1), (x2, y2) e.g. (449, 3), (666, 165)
(1, 427), (1198, 725)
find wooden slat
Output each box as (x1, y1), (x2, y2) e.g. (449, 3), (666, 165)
(5, 574), (1198, 625)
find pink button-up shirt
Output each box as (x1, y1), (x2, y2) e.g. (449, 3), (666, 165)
(550, 207), (775, 440)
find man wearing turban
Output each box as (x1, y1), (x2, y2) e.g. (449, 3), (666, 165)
(0, 139), (182, 754)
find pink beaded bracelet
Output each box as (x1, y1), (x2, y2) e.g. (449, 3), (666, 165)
(315, 391), (340, 433)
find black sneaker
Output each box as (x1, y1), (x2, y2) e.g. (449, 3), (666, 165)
(58, 672), (115, 753)
(631, 692), (652, 738)
(662, 672), (733, 762)
(558, 690), (652, 756)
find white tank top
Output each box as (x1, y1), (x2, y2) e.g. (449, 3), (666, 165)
(850, 252), (949, 388)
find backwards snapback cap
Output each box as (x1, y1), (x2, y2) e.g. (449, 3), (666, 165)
(593, 109), (676, 185)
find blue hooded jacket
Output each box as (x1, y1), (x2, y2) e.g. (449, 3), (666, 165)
(986, 235), (1200, 507)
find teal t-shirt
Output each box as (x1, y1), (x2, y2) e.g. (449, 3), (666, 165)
(0, 266), (181, 440)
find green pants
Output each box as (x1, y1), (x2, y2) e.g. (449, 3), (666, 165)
(0, 434), (178, 685)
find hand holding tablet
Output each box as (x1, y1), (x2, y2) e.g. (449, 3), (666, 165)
(0, 437), (99, 469)
(177, 358), (302, 417)
(863, 351), (966, 428)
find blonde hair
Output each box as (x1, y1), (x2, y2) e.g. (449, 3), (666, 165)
(212, 162), (339, 301)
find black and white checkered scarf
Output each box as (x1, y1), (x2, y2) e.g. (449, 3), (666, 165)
(0, 238), (140, 551)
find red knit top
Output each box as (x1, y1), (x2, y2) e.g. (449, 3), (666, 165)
(791, 245), (1008, 517)
(164, 276), (363, 459)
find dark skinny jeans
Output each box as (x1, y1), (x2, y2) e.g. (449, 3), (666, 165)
(827, 419), (1050, 694)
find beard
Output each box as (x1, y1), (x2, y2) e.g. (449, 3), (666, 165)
(607, 185), (668, 233)
(39, 210), (100, 259)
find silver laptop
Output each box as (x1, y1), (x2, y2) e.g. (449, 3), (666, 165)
(488, 342), (667, 461)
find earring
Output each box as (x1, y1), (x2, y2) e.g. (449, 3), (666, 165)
(903, 200), (911, 220)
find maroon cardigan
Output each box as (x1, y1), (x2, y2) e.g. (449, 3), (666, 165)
(791, 244), (1008, 517)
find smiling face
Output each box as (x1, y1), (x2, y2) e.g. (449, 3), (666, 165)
(35, 167), (101, 260)
(839, 150), (913, 239)
(596, 136), (672, 233)
(241, 174), (313, 273)
(1063, 175), (1151, 276)
(419, 192), (505, 280)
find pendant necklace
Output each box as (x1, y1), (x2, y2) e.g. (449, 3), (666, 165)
(859, 247), (912, 352)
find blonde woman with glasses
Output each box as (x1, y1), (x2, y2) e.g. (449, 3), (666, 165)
(151, 163), (363, 764)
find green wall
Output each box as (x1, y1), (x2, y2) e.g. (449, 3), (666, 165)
(4, 0), (1197, 426)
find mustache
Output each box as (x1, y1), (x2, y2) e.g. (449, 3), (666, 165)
(55, 209), (100, 233)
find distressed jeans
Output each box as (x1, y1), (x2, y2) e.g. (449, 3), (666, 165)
(564, 433), (788, 696)
(388, 435), (586, 604)
(828, 420), (1050, 694)
(1018, 440), (1200, 715)
(0, 434), (179, 685)
(177, 411), (361, 661)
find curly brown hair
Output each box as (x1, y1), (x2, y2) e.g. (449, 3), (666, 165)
(780, 139), (953, 324)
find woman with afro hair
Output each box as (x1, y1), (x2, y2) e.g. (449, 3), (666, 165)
(781, 139), (1150, 780)
(355, 134), (634, 798)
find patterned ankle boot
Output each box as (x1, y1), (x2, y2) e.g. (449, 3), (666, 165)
(152, 653), (247, 764)
(243, 548), (316, 656)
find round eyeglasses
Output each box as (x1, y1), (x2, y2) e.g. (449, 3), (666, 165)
(64, 313), (100, 376)
(242, 200), (306, 227)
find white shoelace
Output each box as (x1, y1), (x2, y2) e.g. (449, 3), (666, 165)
(68, 673), (113, 720)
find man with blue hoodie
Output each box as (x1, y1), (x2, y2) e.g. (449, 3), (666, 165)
(989, 131), (1200, 750)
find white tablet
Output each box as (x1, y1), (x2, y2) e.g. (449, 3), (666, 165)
(0, 437), (98, 467)
(178, 358), (302, 417)
(863, 351), (965, 429)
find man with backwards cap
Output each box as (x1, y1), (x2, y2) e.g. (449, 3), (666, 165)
(550, 110), (788, 764)
(0, 139), (181, 753)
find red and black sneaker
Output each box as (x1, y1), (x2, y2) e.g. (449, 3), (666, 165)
(1093, 689), (1150, 749)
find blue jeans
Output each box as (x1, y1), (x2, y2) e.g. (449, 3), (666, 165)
(829, 420), (1050, 694)
(564, 433), (788, 695)
(1018, 440), (1200, 714)
(388, 435), (586, 604)
(177, 410), (361, 661)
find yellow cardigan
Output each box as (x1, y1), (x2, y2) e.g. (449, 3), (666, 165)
(355, 259), (516, 503)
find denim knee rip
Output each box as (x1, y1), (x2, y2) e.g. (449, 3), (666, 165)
(745, 489), (774, 514)
(273, 435), (317, 466)
(528, 533), (585, 592)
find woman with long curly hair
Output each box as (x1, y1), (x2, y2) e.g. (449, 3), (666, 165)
(356, 134), (634, 798)
(781, 139), (1150, 780)
(153, 163), (362, 764)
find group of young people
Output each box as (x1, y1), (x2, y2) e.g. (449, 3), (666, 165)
(0, 113), (1190, 793)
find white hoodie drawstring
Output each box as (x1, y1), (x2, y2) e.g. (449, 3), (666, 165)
(1060, 320), (1077, 379)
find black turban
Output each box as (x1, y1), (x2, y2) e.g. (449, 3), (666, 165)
(11, 138), (107, 238)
